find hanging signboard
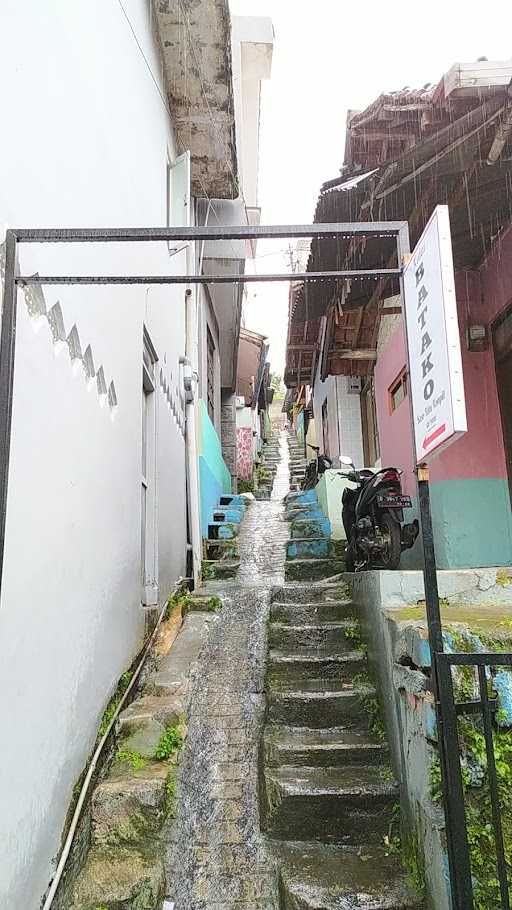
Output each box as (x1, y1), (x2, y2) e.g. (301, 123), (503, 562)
(403, 205), (467, 463)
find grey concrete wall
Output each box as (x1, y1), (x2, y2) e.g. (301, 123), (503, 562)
(221, 391), (238, 487)
(354, 572), (452, 910)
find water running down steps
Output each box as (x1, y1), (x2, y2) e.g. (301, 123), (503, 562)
(166, 430), (424, 909)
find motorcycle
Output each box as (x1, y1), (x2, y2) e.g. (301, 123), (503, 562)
(301, 444), (332, 490)
(339, 457), (419, 571)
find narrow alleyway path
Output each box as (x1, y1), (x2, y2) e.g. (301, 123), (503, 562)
(166, 432), (290, 909)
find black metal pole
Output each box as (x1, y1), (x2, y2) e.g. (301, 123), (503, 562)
(0, 230), (18, 607)
(417, 466), (444, 655)
(436, 653), (475, 910)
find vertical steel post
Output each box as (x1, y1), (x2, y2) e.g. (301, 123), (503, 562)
(436, 654), (475, 910)
(0, 230), (18, 607)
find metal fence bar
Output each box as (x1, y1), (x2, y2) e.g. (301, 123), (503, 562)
(15, 268), (402, 286)
(445, 653), (512, 667)
(13, 222), (408, 243)
(436, 653), (475, 910)
(477, 664), (511, 909)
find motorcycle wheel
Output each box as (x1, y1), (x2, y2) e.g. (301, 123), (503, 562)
(379, 512), (401, 569)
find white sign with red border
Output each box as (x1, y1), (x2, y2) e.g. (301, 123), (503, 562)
(403, 205), (467, 463)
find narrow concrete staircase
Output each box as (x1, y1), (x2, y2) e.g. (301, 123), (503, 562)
(284, 490), (345, 582)
(287, 435), (307, 491)
(262, 583), (425, 910)
(202, 493), (246, 579)
(255, 436), (282, 499)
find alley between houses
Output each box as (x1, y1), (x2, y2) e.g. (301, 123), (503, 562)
(165, 432), (290, 908)
(163, 432), (421, 910)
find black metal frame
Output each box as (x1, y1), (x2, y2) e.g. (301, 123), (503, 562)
(0, 220), (411, 608)
(436, 651), (512, 909)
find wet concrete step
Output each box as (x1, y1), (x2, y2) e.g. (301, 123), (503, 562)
(275, 841), (424, 910)
(272, 582), (352, 604)
(201, 559), (240, 579)
(267, 649), (366, 683)
(269, 621), (360, 652)
(264, 725), (388, 768)
(204, 539), (239, 560)
(263, 764), (398, 842)
(285, 558), (345, 582)
(267, 680), (374, 727)
(270, 600), (357, 624)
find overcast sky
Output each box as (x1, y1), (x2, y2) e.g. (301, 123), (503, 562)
(230, 0), (512, 376)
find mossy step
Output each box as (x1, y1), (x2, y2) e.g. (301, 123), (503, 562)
(69, 845), (165, 910)
(275, 841), (425, 910)
(290, 517), (332, 538)
(268, 620), (361, 653)
(204, 538), (239, 560)
(267, 649), (366, 684)
(285, 558), (345, 582)
(202, 559), (239, 580)
(91, 762), (168, 847)
(271, 582), (353, 604)
(270, 600), (357, 624)
(267, 683), (374, 727)
(264, 725), (388, 768)
(263, 763), (398, 842)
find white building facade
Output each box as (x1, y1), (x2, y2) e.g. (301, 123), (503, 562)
(0, 2), (271, 907)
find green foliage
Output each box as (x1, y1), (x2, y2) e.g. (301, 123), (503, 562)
(429, 757), (443, 803)
(402, 832), (426, 895)
(165, 590), (193, 619)
(207, 596), (222, 612)
(116, 750), (147, 771)
(166, 766), (178, 816)
(343, 620), (367, 656)
(430, 715), (512, 909)
(154, 725), (183, 761)
(237, 477), (254, 494)
(269, 372), (286, 399)
(201, 562), (215, 581)
(352, 670), (386, 741)
(98, 670), (133, 739)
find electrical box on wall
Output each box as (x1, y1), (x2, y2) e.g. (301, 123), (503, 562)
(347, 376), (362, 394)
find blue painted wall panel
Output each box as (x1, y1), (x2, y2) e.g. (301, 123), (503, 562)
(199, 457), (222, 539)
(430, 478), (512, 569)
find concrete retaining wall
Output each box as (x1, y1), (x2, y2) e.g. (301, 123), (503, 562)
(353, 568), (512, 909)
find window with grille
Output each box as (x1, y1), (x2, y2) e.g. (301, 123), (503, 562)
(207, 326), (215, 423)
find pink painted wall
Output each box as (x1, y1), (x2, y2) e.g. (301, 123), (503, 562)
(375, 234), (512, 487)
(374, 325), (416, 496)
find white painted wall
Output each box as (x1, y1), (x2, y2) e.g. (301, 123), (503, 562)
(313, 368), (365, 469)
(0, 2), (189, 906)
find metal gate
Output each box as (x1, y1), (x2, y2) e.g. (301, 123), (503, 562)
(435, 651), (512, 909)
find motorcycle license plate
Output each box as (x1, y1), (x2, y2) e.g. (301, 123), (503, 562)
(377, 494), (412, 508)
